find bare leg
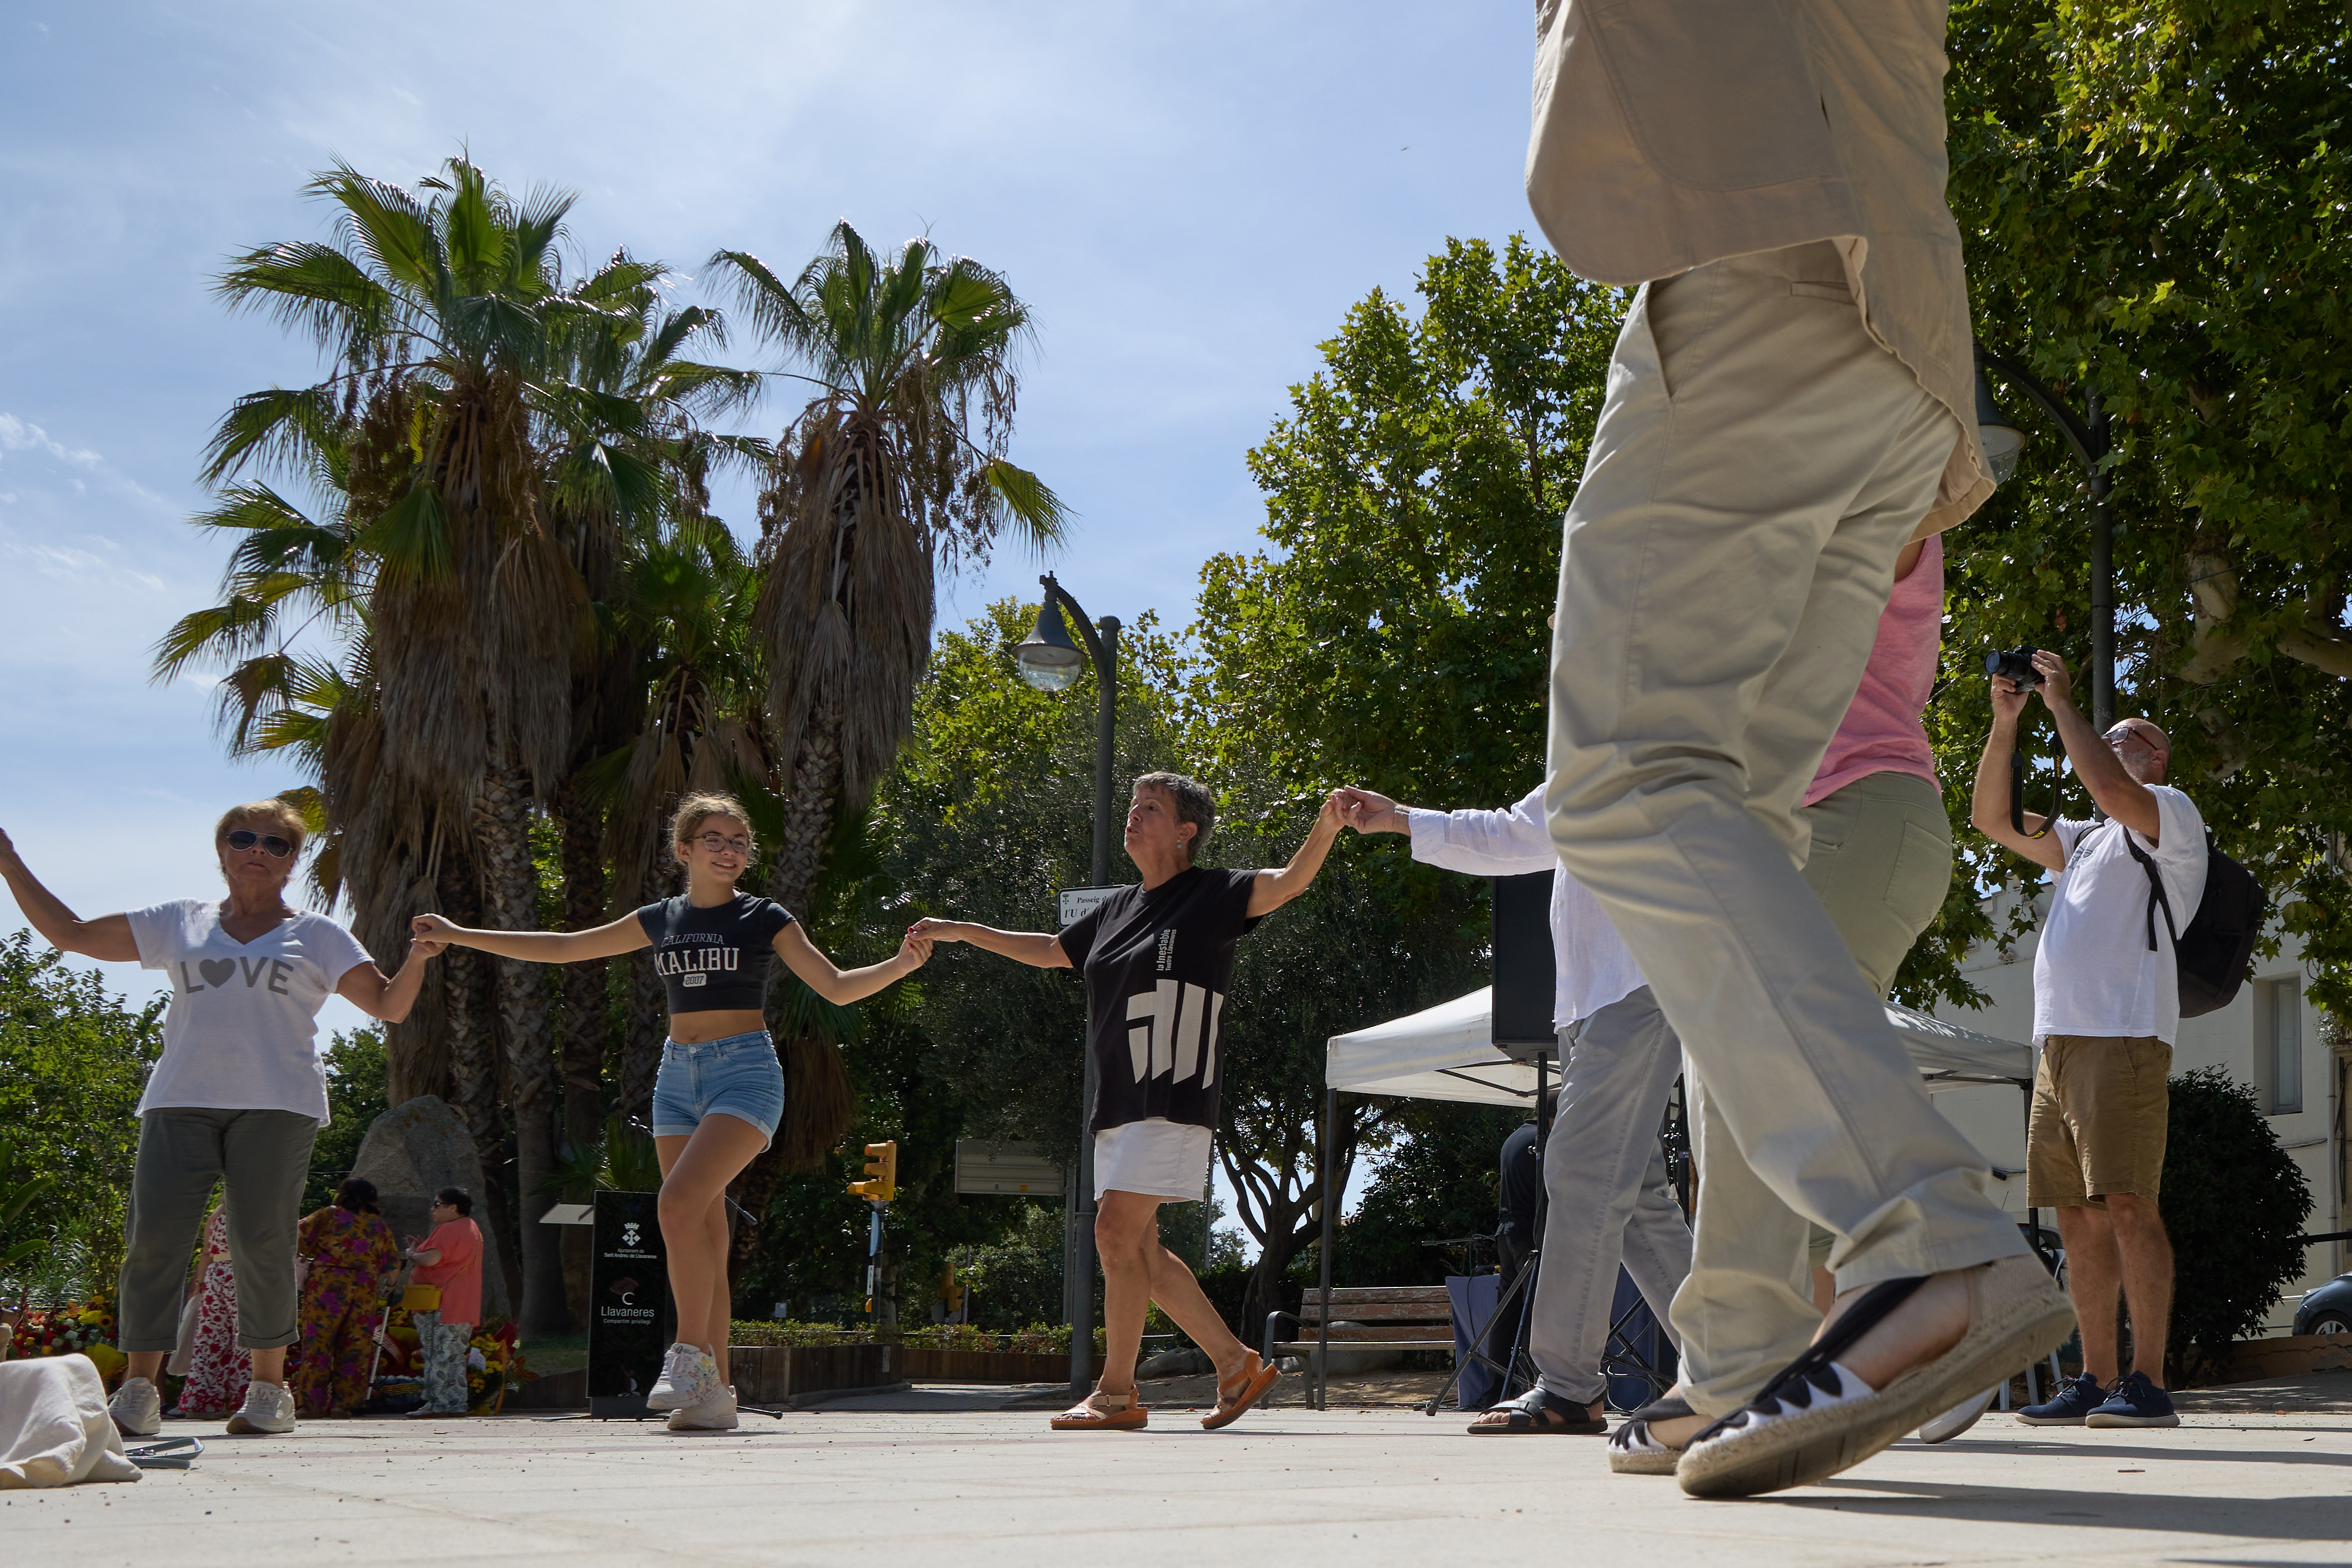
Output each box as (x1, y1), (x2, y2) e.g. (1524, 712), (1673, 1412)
(1143, 1241), (1249, 1384)
(2104, 1193), (2173, 1386)
(249, 1346), (289, 1386)
(1094, 1191), (1162, 1396)
(2053, 1203), (2123, 1384)
(127, 1351), (165, 1383)
(1810, 1267), (1836, 1317)
(656, 1115), (769, 1386)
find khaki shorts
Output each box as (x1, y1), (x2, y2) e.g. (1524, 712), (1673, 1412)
(2027, 1035), (2171, 1208)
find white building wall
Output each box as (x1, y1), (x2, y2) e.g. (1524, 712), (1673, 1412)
(1926, 890), (2343, 1336)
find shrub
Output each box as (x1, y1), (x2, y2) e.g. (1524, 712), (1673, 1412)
(2162, 1067), (2314, 1381)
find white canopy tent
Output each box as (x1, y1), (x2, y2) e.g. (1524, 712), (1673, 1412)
(1325, 985), (2032, 1107)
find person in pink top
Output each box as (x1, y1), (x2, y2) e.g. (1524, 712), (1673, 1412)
(1610, 536), (1992, 1470)
(401, 1188), (484, 1417)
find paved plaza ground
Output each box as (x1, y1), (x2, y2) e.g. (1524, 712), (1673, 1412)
(10, 1373), (2350, 1567)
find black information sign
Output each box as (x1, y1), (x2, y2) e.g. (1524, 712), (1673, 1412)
(587, 1189), (673, 1418)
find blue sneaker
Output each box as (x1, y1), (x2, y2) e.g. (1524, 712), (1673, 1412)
(2086, 1370), (2179, 1428)
(2015, 1372), (2108, 1425)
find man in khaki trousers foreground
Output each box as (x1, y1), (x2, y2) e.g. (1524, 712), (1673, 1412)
(1522, 0), (2074, 1498)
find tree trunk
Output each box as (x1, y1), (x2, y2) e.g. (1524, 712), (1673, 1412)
(617, 849), (681, 1128)
(475, 761), (567, 1336)
(555, 776), (610, 1330)
(728, 704), (854, 1280)
(438, 849), (515, 1314)
(555, 776), (611, 1157)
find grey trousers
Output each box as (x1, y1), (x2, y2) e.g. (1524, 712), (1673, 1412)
(1528, 988), (1693, 1407)
(118, 1108), (318, 1352)
(1677, 771), (1959, 1414)
(1542, 244), (2022, 1374)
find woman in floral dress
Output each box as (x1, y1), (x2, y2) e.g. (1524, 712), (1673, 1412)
(290, 1178), (402, 1417)
(173, 1202), (246, 1417)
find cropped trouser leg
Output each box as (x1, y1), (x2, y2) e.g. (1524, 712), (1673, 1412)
(1542, 244), (2023, 1414)
(1526, 989), (1693, 1407)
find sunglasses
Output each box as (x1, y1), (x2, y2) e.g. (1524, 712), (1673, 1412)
(225, 829), (298, 859)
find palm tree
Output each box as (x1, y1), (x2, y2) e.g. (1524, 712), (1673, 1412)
(705, 224), (1066, 1243)
(173, 156), (751, 1332)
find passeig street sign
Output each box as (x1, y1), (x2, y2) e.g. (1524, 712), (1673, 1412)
(1057, 886), (1120, 927)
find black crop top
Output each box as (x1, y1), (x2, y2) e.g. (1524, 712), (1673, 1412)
(635, 895), (795, 1014)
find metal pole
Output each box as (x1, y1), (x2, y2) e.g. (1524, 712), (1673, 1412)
(1046, 575), (1120, 1399)
(1318, 1087), (1334, 1411)
(2086, 394), (2116, 733)
(1976, 347), (2119, 729)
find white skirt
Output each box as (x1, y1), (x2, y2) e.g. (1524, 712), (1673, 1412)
(1093, 1118), (1213, 1201)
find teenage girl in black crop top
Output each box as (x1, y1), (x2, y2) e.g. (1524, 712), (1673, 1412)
(415, 792), (928, 1431)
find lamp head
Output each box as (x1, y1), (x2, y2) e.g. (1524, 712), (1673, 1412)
(1973, 350), (2025, 485)
(1015, 596), (1085, 692)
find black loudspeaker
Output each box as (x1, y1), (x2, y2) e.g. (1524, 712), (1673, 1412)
(1492, 869), (1556, 1057)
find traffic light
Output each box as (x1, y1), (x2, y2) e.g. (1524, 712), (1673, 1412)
(849, 1140), (897, 1203)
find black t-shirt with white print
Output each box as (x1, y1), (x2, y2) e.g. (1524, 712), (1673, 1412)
(635, 894), (795, 1015)
(1056, 866), (1262, 1134)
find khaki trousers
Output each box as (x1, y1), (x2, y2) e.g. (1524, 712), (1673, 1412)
(1543, 243), (2023, 1417)
(1678, 770), (1958, 1414)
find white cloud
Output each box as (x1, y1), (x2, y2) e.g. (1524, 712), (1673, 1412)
(0, 412), (102, 467)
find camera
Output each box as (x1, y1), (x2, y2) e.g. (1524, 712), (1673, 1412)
(1983, 646), (2042, 687)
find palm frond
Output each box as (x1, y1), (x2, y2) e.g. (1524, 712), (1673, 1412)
(201, 386), (343, 485)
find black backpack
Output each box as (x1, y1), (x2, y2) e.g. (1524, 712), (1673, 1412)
(2114, 822), (2265, 1018)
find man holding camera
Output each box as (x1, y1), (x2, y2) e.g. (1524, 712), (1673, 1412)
(1971, 648), (2203, 1428)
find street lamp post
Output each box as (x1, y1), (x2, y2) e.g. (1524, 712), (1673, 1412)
(1014, 572), (1120, 1399)
(1973, 343), (2118, 732)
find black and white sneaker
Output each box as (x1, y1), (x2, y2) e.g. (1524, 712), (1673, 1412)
(1609, 1393), (1695, 1475)
(647, 1343), (720, 1411)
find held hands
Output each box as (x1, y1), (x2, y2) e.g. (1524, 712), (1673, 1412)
(906, 918), (965, 945)
(895, 927), (934, 971)
(1332, 786), (1405, 835)
(410, 913), (461, 952)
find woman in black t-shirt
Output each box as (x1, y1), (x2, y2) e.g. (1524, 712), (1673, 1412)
(416, 792), (929, 1432)
(914, 772), (1343, 1431)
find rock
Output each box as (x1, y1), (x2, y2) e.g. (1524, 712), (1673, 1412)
(1137, 1346), (1213, 1379)
(350, 1096), (510, 1322)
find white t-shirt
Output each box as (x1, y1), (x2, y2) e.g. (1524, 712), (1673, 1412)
(126, 900), (375, 1123)
(2030, 786), (2208, 1046)
(1405, 785), (1646, 1029)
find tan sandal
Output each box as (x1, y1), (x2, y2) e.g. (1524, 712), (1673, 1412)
(1199, 1353), (1280, 1430)
(1050, 1385), (1148, 1431)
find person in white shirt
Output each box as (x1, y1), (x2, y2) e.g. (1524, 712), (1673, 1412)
(0, 801), (439, 1440)
(1336, 782), (1691, 1435)
(1972, 649), (2202, 1430)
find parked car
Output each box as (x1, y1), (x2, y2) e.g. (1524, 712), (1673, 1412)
(2291, 1273), (2352, 1336)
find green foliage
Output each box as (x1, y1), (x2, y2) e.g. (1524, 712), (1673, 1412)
(957, 1202), (1073, 1333)
(1942, 0), (2352, 1010)
(2160, 1066), (2314, 1379)
(1330, 1105), (1522, 1287)
(0, 932), (163, 1300)
(1194, 235), (1621, 811)
(302, 1026), (391, 1212)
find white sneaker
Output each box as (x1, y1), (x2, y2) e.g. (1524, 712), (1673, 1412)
(109, 1376), (163, 1438)
(646, 1343), (720, 1411)
(666, 1384), (739, 1433)
(225, 1380), (297, 1435)
(1918, 1385), (2000, 1444)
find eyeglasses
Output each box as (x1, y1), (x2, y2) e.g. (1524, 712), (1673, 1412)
(225, 829), (297, 859)
(2104, 727), (2167, 755)
(690, 833), (751, 856)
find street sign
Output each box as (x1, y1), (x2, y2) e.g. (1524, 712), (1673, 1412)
(954, 1140), (1068, 1197)
(1057, 886), (1120, 927)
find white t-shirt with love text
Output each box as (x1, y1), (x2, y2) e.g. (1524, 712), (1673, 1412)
(127, 900), (374, 1122)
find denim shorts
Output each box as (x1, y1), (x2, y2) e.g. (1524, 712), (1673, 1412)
(651, 1030), (785, 1145)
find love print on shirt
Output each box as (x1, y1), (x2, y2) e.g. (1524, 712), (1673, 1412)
(177, 955), (296, 996)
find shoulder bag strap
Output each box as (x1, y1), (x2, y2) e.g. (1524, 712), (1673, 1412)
(2116, 822), (2178, 954)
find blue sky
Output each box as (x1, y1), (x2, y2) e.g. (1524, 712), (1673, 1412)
(1, 3), (1543, 1214)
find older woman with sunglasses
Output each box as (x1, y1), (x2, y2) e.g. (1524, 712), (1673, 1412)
(0, 800), (441, 1440)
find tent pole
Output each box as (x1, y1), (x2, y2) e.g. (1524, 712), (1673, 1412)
(1319, 1086), (1335, 1412)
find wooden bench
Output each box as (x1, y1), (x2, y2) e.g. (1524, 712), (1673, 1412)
(1262, 1285), (1459, 1367)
